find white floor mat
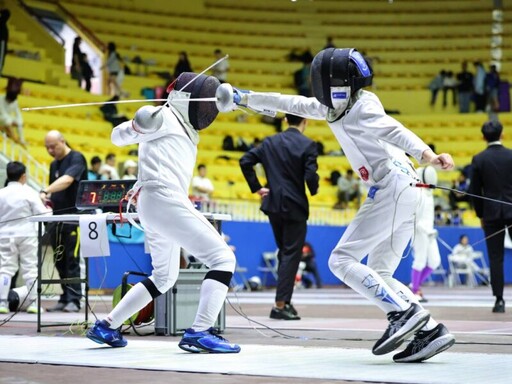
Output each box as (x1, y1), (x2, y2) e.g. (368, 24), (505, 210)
(0, 335), (510, 384)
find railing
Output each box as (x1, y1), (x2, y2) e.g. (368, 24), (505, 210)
(0, 132), (49, 188)
(197, 198), (356, 225)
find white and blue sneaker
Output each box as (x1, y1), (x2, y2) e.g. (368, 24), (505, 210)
(86, 320), (127, 348)
(179, 327), (241, 353)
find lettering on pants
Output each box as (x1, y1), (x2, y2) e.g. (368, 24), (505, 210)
(362, 274), (399, 306)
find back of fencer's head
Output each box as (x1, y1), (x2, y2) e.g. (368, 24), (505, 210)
(133, 105), (163, 134)
(481, 120), (503, 142)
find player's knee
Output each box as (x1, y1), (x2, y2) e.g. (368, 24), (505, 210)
(205, 270), (233, 287)
(328, 252), (354, 278)
(209, 251), (236, 273)
(150, 273), (178, 295)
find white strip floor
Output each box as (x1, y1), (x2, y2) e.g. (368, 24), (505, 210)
(0, 335), (510, 384)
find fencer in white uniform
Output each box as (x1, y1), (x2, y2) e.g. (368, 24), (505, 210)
(86, 72), (240, 353)
(226, 48), (455, 362)
(410, 166), (441, 302)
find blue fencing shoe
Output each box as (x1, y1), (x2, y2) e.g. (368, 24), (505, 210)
(179, 327), (241, 353)
(86, 320), (127, 348)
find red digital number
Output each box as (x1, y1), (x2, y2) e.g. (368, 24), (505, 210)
(90, 191), (97, 204)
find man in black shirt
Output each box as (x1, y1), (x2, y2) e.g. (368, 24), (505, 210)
(41, 130), (88, 312)
(456, 61), (474, 113)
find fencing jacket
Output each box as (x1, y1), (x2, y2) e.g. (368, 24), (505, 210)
(111, 106), (197, 195)
(246, 91), (429, 186)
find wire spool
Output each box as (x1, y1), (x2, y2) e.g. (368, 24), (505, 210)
(112, 284), (154, 325)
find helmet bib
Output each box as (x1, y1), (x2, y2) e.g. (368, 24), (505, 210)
(311, 48), (373, 110)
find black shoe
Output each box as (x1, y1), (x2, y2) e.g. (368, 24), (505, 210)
(285, 303), (298, 316)
(373, 303), (430, 356)
(46, 302), (66, 312)
(270, 306), (301, 320)
(393, 323), (455, 363)
(493, 299), (505, 313)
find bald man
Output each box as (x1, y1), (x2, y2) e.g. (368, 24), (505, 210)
(42, 130), (88, 313)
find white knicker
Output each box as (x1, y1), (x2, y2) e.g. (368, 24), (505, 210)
(137, 186), (236, 293)
(329, 167), (420, 280)
(0, 237), (38, 282)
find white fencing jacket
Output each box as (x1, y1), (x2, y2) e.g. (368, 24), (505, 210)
(111, 107), (197, 195)
(247, 91), (428, 186)
(0, 182), (51, 238)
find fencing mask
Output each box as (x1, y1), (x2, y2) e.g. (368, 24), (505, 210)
(167, 72), (221, 130)
(310, 48), (373, 111)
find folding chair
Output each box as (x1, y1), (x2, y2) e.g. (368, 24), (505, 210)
(230, 263), (251, 292)
(258, 250), (279, 287)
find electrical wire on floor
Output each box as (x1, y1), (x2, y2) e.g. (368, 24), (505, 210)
(226, 291), (376, 343)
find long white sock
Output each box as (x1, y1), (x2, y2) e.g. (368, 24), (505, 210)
(340, 263), (410, 313)
(0, 274), (11, 302)
(106, 282), (152, 329)
(192, 278), (229, 332)
(385, 278), (438, 331)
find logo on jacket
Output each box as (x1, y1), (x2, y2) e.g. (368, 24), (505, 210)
(332, 91), (348, 99)
(358, 166), (369, 181)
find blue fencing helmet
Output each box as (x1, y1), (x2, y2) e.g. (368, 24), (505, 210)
(310, 48), (373, 110)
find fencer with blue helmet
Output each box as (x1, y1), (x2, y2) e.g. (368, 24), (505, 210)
(86, 72), (240, 353)
(222, 48), (455, 362)
(410, 166), (441, 302)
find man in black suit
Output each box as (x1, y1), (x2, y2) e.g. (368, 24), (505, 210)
(469, 120), (512, 313)
(240, 114), (319, 320)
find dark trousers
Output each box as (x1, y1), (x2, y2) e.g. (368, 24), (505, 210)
(482, 219), (512, 298)
(48, 222), (82, 305)
(268, 213), (307, 303)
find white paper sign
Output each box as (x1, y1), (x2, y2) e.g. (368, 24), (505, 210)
(79, 214), (110, 258)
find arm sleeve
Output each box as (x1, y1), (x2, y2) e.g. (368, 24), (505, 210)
(468, 157), (483, 218)
(239, 147), (264, 193)
(65, 153), (87, 181)
(304, 141), (319, 196)
(247, 93), (328, 120)
(111, 120), (170, 146)
(14, 101), (22, 127)
(28, 189), (51, 215)
(358, 100), (430, 163)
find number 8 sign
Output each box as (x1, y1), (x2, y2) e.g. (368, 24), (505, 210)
(79, 214), (110, 257)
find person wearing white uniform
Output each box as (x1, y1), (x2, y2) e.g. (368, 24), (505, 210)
(191, 163), (214, 201)
(410, 166), (441, 302)
(86, 72), (240, 353)
(0, 162), (51, 313)
(227, 48), (455, 363)
(0, 91), (25, 146)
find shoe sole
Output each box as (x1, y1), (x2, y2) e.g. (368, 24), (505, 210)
(394, 334), (456, 363)
(178, 339), (240, 354)
(373, 310), (430, 356)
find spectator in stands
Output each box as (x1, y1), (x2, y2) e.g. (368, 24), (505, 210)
(0, 161), (52, 314)
(335, 169), (361, 209)
(103, 42), (124, 97)
(0, 9), (10, 76)
(71, 36), (83, 87)
(240, 114), (319, 320)
(174, 51), (193, 80)
(429, 70), (445, 107)
(87, 155), (103, 180)
(80, 53), (94, 92)
(485, 64), (500, 113)
(122, 159), (137, 180)
(100, 153), (120, 180)
(442, 71), (457, 108)
(323, 36), (336, 50)
(99, 95), (129, 127)
(42, 130), (88, 313)
(294, 57), (312, 97)
(300, 241), (322, 289)
(448, 171), (471, 210)
(456, 61), (474, 113)
(0, 90), (24, 146)
(191, 164), (214, 202)
(473, 61), (486, 112)
(211, 49), (229, 83)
